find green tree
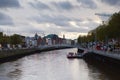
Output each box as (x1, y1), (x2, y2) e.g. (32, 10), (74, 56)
(0, 32), (3, 44)
(107, 12), (120, 39)
(10, 34), (22, 45)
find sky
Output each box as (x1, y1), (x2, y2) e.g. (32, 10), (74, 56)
(0, 0), (119, 39)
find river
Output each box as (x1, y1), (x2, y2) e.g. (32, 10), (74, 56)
(0, 48), (120, 80)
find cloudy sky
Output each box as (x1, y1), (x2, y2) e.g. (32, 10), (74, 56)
(0, 0), (119, 39)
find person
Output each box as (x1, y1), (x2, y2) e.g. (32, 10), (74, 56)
(0, 44), (2, 51)
(83, 49), (88, 54)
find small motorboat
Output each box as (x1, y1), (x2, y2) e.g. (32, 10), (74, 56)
(67, 52), (83, 58)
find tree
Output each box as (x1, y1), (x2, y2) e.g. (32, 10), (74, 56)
(0, 32), (3, 44)
(10, 34), (22, 45)
(107, 12), (120, 39)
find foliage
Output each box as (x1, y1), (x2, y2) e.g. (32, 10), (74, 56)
(0, 33), (23, 45)
(10, 34), (22, 45)
(0, 32), (3, 44)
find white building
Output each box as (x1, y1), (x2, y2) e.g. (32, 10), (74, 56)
(25, 37), (37, 47)
(74, 39), (78, 45)
(66, 39), (72, 45)
(46, 38), (52, 45)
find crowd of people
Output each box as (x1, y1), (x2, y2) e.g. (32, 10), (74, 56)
(81, 39), (120, 52)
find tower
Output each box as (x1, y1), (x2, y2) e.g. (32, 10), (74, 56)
(35, 33), (38, 40)
(63, 34), (65, 39)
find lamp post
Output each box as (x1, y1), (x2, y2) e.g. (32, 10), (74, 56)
(94, 30), (97, 43)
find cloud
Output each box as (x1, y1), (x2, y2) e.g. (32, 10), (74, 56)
(0, 12), (13, 25)
(30, 14), (90, 33)
(77, 0), (97, 9)
(32, 14), (95, 33)
(51, 1), (74, 10)
(0, 0), (20, 8)
(63, 26), (88, 33)
(95, 13), (112, 21)
(0, 0), (119, 39)
(95, 13), (112, 17)
(20, 26), (44, 34)
(29, 1), (50, 10)
(100, 0), (120, 6)
(32, 14), (83, 27)
(32, 15), (74, 27)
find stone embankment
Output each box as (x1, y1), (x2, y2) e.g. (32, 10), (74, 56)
(78, 47), (120, 66)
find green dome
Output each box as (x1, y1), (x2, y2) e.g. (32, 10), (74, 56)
(44, 34), (59, 39)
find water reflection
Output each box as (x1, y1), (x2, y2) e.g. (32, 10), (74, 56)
(0, 61), (22, 80)
(86, 59), (120, 80)
(68, 59), (89, 80)
(0, 48), (120, 80)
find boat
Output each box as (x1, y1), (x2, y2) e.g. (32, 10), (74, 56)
(67, 52), (83, 58)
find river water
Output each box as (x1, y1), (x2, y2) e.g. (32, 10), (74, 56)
(0, 48), (120, 80)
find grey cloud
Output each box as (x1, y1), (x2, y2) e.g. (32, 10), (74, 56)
(0, 12), (13, 25)
(31, 15), (90, 33)
(22, 27), (43, 34)
(29, 1), (50, 10)
(32, 14), (83, 27)
(0, 0), (20, 8)
(77, 0), (97, 9)
(68, 19), (100, 32)
(52, 1), (74, 10)
(95, 13), (112, 17)
(101, 0), (120, 6)
(95, 13), (112, 21)
(32, 15), (73, 27)
(63, 27), (88, 33)
(10, 24), (44, 34)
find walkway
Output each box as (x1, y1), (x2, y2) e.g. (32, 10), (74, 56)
(78, 47), (120, 60)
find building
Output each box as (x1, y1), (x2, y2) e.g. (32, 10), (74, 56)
(44, 34), (59, 45)
(25, 37), (37, 48)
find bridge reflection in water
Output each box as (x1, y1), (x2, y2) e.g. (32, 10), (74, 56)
(0, 48), (120, 80)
